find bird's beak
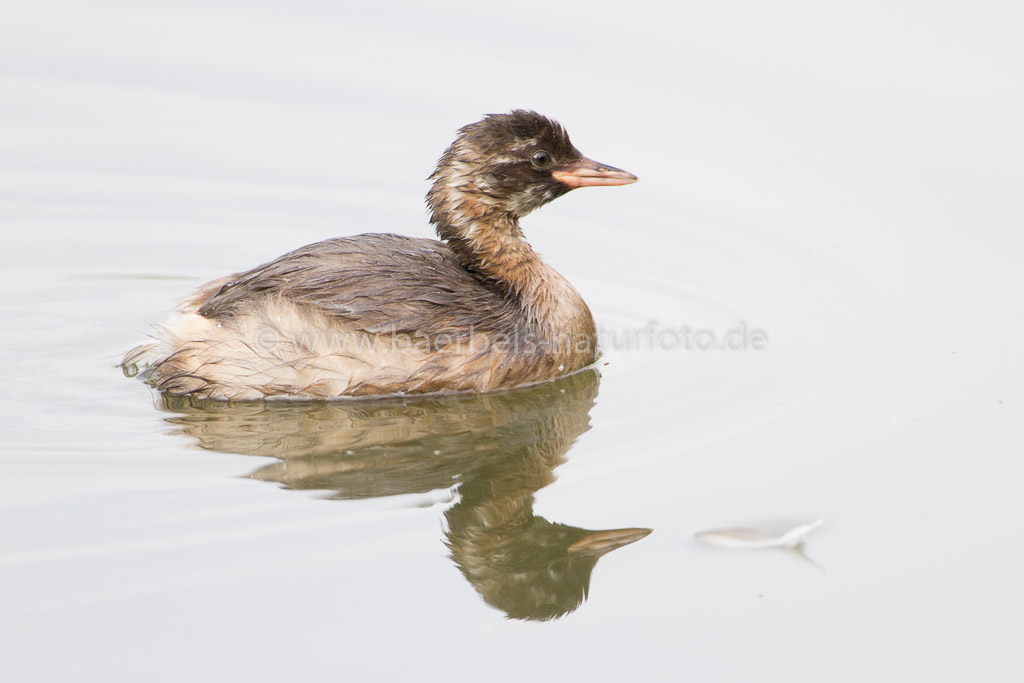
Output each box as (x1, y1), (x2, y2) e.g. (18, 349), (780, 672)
(553, 157), (638, 188)
(567, 527), (653, 555)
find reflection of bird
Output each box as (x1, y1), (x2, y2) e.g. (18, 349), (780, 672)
(162, 369), (651, 620)
(126, 110), (637, 399)
(447, 483), (651, 621)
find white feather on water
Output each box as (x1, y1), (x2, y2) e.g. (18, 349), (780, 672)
(695, 519), (825, 550)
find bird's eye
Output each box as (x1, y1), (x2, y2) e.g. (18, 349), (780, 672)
(531, 150), (552, 168)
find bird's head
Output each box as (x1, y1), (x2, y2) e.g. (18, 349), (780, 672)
(428, 110), (637, 224)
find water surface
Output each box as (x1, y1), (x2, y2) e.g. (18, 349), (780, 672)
(2, 1), (1022, 681)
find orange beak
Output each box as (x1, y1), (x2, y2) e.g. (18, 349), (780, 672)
(553, 157), (638, 188)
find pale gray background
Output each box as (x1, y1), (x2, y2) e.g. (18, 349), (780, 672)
(2, 1), (1022, 681)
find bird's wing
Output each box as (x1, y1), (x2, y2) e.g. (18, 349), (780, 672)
(195, 234), (511, 339)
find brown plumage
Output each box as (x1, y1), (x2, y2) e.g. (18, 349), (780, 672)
(123, 110), (637, 399)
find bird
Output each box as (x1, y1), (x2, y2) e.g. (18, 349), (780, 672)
(124, 110), (637, 399)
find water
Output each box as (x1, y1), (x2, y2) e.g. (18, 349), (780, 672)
(2, 1), (1023, 680)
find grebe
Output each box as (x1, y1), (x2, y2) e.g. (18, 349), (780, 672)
(124, 110), (637, 399)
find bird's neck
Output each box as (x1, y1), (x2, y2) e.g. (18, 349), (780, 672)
(428, 183), (594, 343)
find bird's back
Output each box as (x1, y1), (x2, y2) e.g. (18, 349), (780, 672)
(126, 234), (538, 399)
(197, 234), (516, 338)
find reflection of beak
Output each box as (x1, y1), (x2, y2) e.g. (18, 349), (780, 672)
(552, 157), (639, 188)
(568, 527), (653, 555)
